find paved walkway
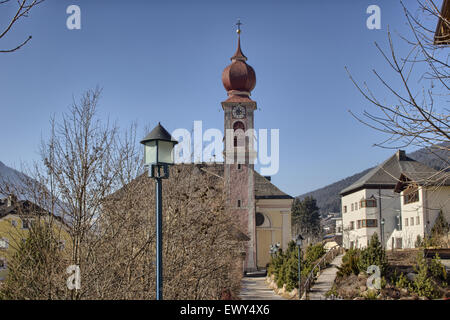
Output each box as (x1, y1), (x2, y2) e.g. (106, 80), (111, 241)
(239, 276), (286, 300)
(307, 254), (343, 300)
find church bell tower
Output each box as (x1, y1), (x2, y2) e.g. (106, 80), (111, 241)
(221, 21), (258, 272)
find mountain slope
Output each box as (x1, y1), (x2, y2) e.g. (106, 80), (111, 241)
(0, 161), (31, 197)
(298, 144), (449, 216)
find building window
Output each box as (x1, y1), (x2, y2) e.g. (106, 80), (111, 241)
(22, 219), (32, 230)
(343, 205), (347, 213)
(233, 121), (245, 147)
(0, 258), (6, 270)
(404, 188), (419, 204)
(360, 198), (377, 208)
(410, 217), (414, 226)
(416, 216), (420, 225)
(405, 218), (409, 227)
(351, 203), (354, 211)
(237, 200), (241, 208)
(365, 219), (378, 227)
(237, 164), (241, 170)
(0, 238), (8, 250)
(357, 220), (361, 229)
(358, 219), (378, 228)
(350, 221), (355, 230)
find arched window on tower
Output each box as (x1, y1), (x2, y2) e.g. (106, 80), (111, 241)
(233, 121), (245, 147)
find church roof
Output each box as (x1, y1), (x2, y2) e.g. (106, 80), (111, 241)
(253, 171), (293, 199)
(340, 150), (440, 196)
(159, 163), (292, 200)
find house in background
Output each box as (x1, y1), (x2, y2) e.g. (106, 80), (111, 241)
(0, 195), (70, 280)
(339, 150), (447, 250)
(434, 0), (450, 45)
(392, 170), (450, 249)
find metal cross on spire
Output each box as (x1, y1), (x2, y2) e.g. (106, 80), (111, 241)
(236, 19), (242, 34)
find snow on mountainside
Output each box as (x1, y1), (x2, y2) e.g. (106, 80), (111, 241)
(0, 161), (30, 198)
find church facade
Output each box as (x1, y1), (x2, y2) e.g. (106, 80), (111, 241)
(220, 27), (293, 272)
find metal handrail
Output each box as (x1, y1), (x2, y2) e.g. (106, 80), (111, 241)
(301, 245), (343, 298)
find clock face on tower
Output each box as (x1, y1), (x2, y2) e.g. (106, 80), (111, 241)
(232, 105), (246, 119)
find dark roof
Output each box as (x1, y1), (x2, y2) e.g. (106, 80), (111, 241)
(434, 0), (450, 45)
(0, 197), (63, 223)
(394, 170), (450, 193)
(105, 162), (292, 202)
(171, 163), (293, 200)
(140, 123), (178, 144)
(340, 150), (439, 196)
(253, 171), (293, 199)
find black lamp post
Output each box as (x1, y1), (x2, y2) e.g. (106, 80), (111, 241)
(296, 234), (304, 299)
(140, 122), (178, 300)
(381, 218), (385, 248)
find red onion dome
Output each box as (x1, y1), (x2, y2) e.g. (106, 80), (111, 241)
(222, 36), (256, 95)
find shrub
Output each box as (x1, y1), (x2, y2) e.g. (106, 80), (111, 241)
(429, 254), (447, 282)
(415, 235), (423, 248)
(276, 262), (287, 288)
(325, 284), (338, 299)
(304, 243), (326, 266)
(411, 253), (439, 299)
(365, 289), (379, 300)
(270, 241), (326, 291)
(267, 250), (285, 279)
(393, 272), (410, 289)
(284, 254), (300, 291)
(0, 224), (68, 299)
(380, 276), (387, 289)
(337, 248), (360, 277)
(358, 233), (387, 274)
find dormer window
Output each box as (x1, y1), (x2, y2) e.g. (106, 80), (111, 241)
(404, 187), (419, 204)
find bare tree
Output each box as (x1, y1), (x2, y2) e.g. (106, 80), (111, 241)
(0, 0), (44, 53)
(0, 88), (245, 300)
(346, 0), (449, 170)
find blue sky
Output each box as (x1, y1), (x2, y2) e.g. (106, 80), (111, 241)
(0, 0), (442, 196)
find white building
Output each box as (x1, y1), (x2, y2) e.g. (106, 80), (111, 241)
(335, 217), (343, 235)
(392, 170), (450, 249)
(340, 150), (449, 250)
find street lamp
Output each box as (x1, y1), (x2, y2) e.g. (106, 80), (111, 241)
(380, 218), (385, 248)
(269, 243), (280, 258)
(296, 234), (304, 299)
(140, 122), (178, 300)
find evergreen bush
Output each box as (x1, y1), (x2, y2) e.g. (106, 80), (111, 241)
(411, 253), (439, 299)
(429, 253), (447, 282)
(358, 233), (387, 274)
(337, 248), (360, 277)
